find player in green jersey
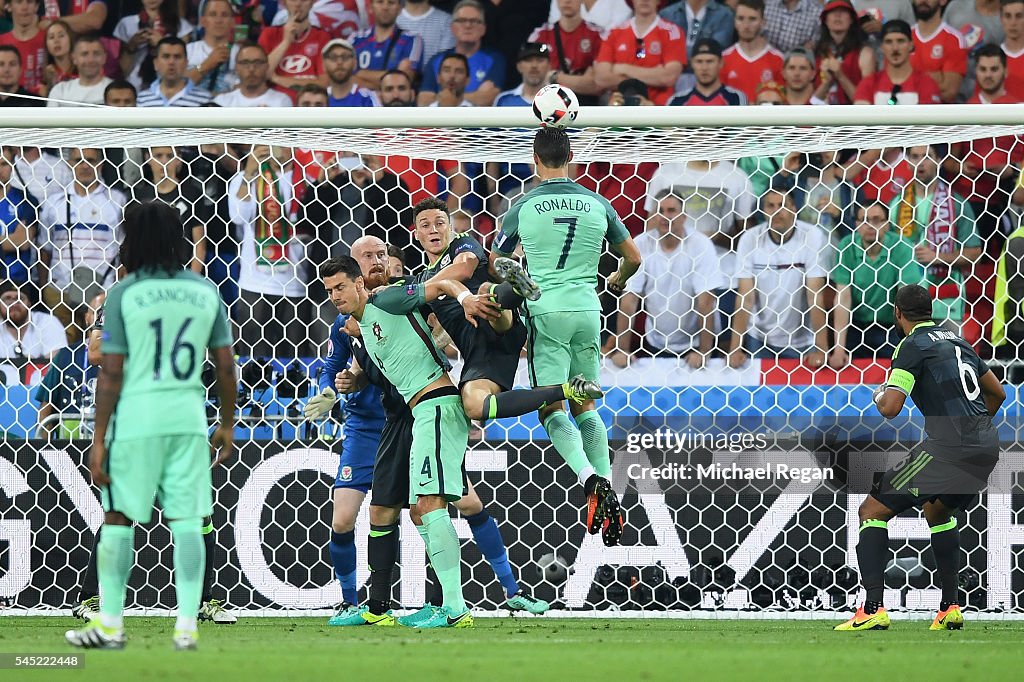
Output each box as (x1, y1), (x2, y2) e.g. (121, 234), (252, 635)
(324, 254), (500, 628)
(65, 201), (237, 651)
(490, 127), (643, 547)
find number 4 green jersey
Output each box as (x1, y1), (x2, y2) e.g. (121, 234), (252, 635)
(494, 178), (630, 316)
(102, 270), (233, 440)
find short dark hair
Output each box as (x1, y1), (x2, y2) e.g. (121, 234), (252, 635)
(653, 188), (685, 209)
(0, 45), (22, 65)
(119, 201), (189, 275)
(104, 79), (137, 102)
(975, 43), (1007, 67)
(737, 0), (766, 14)
(413, 197), (449, 223)
(236, 41), (266, 57)
(387, 244), (405, 266)
(1001, 0), (1024, 9)
(295, 83), (328, 99)
(155, 36), (187, 57)
(380, 68), (412, 86)
(72, 33), (104, 51)
(895, 284), (933, 322)
(439, 52), (470, 74)
(319, 256), (362, 281)
(857, 200), (889, 218)
(534, 127), (572, 168)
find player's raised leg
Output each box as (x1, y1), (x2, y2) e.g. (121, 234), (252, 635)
(835, 495), (894, 631)
(924, 500), (964, 630)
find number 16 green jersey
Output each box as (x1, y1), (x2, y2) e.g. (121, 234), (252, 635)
(494, 178), (630, 316)
(102, 270), (233, 440)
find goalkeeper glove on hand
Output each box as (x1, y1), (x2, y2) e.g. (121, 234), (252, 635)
(303, 388), (337, 420)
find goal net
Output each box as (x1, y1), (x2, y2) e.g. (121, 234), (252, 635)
(2, 106), (1024, 617)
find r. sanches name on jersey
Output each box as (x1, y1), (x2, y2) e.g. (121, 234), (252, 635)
(534, 198), (592, 214)
(130, 287), (211, 310)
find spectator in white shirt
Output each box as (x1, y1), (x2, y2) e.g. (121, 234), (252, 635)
(187, 0), (242, 96)
(137, 37), (213, 107)
(546, 0), (633, 31)
(611, 190), (723, 369)
(728, 187), (830, 367)
(38, 148), (126, 342)
(0, 283), (66, 373)
(398, 0), (456, 66)
(47, 34), (113, 107)
(228, 144), (308, 357)
(214, 43), (293, 107)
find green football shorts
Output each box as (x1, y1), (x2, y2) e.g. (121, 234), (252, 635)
(525, 310), (601, 387)
(101, 434), (213, 524)
(409, 393), (469, 505)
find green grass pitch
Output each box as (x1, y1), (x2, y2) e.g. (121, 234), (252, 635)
(5, 616), (1024, 682)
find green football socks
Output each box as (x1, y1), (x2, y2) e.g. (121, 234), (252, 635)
(421, 508), (467, 615)
(576, 409), (611, 478)
(97, 524), (134, 630)
(169, 518), (205, 632)
(543, 411), (595, 485)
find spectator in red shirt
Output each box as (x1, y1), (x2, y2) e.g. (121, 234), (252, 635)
(952, 44), (1022, 240)
(528, 0), (605, 101)
(854, 19), (942, 103)
(782, 47), (829, 104)
(910, 0), (968, 102)
(815, 0), (876, 104)
(1002, 0), (1024, 100)
(258, 0), (332, 90)
(0, 0), (46, 94)
(669, 38), (747, 104)
(594, 0), (687, 105)
(722, 0), (785, 102)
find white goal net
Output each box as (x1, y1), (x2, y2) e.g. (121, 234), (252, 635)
(2, 106), (1024, 616)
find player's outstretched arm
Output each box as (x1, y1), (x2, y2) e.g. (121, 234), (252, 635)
(979, 370), (1006, 417)
(607, 237), (642, 293)
(90, 353), (125, 485)
(210, 345), (237, 466)
(425, 251), (479, 288)
(424, 278), (501, 326)
(372, 280), (500, 326)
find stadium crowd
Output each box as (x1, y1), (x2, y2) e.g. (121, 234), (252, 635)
(1, 0), (1024, 393)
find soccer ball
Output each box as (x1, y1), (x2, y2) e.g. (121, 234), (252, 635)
(535, 552), (573, 585)
(532, 84), (580, 128)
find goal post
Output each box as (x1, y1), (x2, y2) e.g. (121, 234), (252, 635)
(1, 105), (1023, 617)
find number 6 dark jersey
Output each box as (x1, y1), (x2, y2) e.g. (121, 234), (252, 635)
(886, 321), (998, 453)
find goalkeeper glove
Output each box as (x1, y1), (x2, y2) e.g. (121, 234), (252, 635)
(303, 388), (337, 420)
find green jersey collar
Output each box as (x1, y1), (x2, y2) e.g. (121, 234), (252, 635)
(910, 321), (936, 333)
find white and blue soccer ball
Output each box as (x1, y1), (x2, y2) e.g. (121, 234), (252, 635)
(532, 84), (580, 129)
(535, 552), (573, 585)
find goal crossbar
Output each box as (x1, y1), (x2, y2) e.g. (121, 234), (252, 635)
(2, 105), (1023, 163)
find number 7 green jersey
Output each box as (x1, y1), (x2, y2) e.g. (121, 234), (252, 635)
(101, 270), (233, 440)
(494, 178), (630, 316)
